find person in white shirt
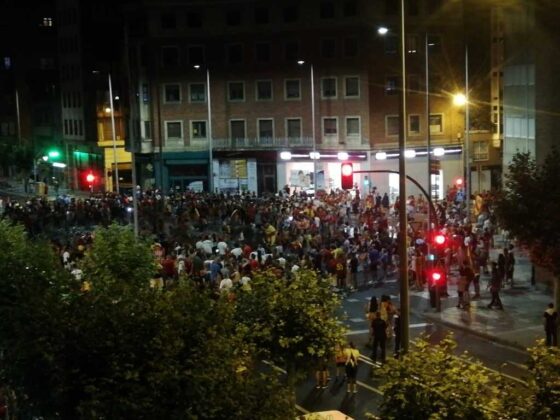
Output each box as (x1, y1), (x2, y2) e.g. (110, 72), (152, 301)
(217, 239), (228, 256)
(230, 244), (243, 259)
(202, 236), (213, 256)
(219, 277), (233, 292)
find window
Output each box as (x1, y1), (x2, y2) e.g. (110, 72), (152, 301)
(64, 119), (69, 135)
(386, 115), (399, 136)
(346, 117), (360, 138)
(408, 115), (420, 135)
(42, 17), (53, 27)
(473, 141), (489, 161)
(191, 121), (207, 139)
(255, 7), (269, 24)
(343, 0), (357, 16)
(427, 35), (442, 53)
(286, 118), (301, 139)
(166, 121), (183, 140)
(429, 114), (443, 134)
(164, 84), (181, 103)
(256, 80), (273, 101)
(39, 57), (55, 70)
(189, 83), (206, 103)
(321, 39), (336, 58)
(344, 76), (359, 97)
(161, 46), (179, 67)
(188, 46), (205, 65)
(321, 77), (337, 98)
(161, 13), (176, 30)
(320, 1), (335, 19)
(284, 41), (299, 61)
(2, 57), (11, 70)
(385, 76), (399, 95)
(385, 0), (398, 15)
(227, 44), (243, 64)
(283, 5), (298, 23)
(258, 119), (274, 140)
(285, 80), (301, 100)
(186, 11), (202, 28)
(226, 9), (241, 26)
(255, 43), (270, 62)
(230, 120), (246, 140)
(144, 121), (152, 139)
(408, 0), (419, 16)
(407, 34), (418, 54)
(408, 74), (420, 94)
(323, 117), (338, 136)
(78, 120), (83, 136)
(344, 38), (358, 57)
(385, 35), (398, 54)
(228, 82), (245, 101)
(142, 83), (149, 103)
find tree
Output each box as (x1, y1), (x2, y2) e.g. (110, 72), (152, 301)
(494, 149), (560, 308)
(234, 269), (344, 385)
(375, 335), (526, 419)
(526, 340), (560, 419)
(0, 223), (292, 419)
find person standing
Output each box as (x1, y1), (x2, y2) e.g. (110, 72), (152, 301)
(344, 342), (360, 394)
(544, 303), (558, 346)
(505, 247), (516, 287)
(487, 262), (503, 310)
(371, 312), (388, 364)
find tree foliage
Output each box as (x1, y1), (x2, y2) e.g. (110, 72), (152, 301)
(234, 269), (344, 378)
(0, 223), (292, 419)
(494, 149), (560, 276)
(376, 335), (525, 420)
(526, 340), (560, 419)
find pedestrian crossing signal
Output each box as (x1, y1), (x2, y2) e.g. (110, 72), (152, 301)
(341, 162), (353, 190)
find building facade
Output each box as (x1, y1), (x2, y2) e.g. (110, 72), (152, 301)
(124, 0), (500, 197)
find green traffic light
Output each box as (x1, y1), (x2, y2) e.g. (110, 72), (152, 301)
(48, 150), (61, 159)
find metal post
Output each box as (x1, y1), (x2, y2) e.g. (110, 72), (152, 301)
(398, 0), (410, 354)
(206, 69), (214, 193)
(310, 64), (317, 190)
(425, 32), (431, 236)
(108, 73), (120, 194)
(465, 45), (470, 221)
(15, 89), (21, 144)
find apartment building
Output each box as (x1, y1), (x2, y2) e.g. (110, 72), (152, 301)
(126, 0), (499, 196)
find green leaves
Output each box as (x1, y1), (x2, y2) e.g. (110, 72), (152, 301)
(376, 334), (526, 420)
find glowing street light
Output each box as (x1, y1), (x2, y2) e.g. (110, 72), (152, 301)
(453, 93), (467, 106)
(377, 26), (389, 35)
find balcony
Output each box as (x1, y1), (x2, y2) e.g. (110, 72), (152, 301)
(212, 136), (369, 150)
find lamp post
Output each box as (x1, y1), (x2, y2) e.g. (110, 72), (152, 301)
(194, 65), (214, 193)
(378, 0), (410, 354)
(297, 61), (317, 191)
(93, 70), (120, 194)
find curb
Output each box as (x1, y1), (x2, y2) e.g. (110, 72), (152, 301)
(411, 309), (529, 352)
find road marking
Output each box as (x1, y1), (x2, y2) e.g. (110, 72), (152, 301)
(357, 380), (384, 395)
(507, 360), (529, 370)
(295, 404), (310, 414)
(461, 357), (528, 386)
(410, 322), (432, 328)
(346, 329), (369, 336)
(262, 360), (287, 374)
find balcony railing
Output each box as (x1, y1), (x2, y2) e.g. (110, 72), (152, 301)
(213, 136), (369, 150)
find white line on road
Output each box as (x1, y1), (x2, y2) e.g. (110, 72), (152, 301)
(346, 329), (370, 336)
(507, 360), (529, 371)
(357, 380), (384, 395)
(345, 323), (432, 336)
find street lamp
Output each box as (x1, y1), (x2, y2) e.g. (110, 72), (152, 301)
(194, 65), (214, 193)
(93, 70), (120, 194)
(453, 93), (467, 107)
(297, 60), (317, 191)
(377, 0), (410, 353)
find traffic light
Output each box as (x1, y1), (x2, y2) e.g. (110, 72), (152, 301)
(86, 173), (95, 184)
(341, 162), (353, 190)
(433, 233), (447, 247)
(455, 177), (464, 188)
(47, 149), (61, 159)
(429, 268), (445, 285)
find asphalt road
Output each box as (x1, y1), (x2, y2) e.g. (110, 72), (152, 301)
(295, 271), (531, 419)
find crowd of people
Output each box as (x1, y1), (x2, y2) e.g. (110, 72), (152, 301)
(1, 184), (513, 382)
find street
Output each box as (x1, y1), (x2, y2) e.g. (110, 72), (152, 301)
(295, 272), (531, 419)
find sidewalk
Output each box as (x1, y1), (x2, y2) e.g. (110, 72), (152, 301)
(0, 178), (89, 200)
(413, 238), (550, 351)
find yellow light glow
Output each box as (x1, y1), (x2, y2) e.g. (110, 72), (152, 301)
(453, 93), (467, 106)
(105, 107), (112, 113)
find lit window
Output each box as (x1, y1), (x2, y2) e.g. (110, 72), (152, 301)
(191, 121), (207, 139)
(429, 114), (443, 134)
(42, 17), (53, 27)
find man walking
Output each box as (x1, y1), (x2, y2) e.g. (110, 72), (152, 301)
(371, 312), (388, 364)
(544, 303), (558, 346)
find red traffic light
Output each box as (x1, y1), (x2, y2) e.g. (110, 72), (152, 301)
(434, 234), (446, 246)
(86, 173), (95, 184)
(455, 177), (464, 187)
(341, 162), (353, 190)
(430, 269), (444, 283)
